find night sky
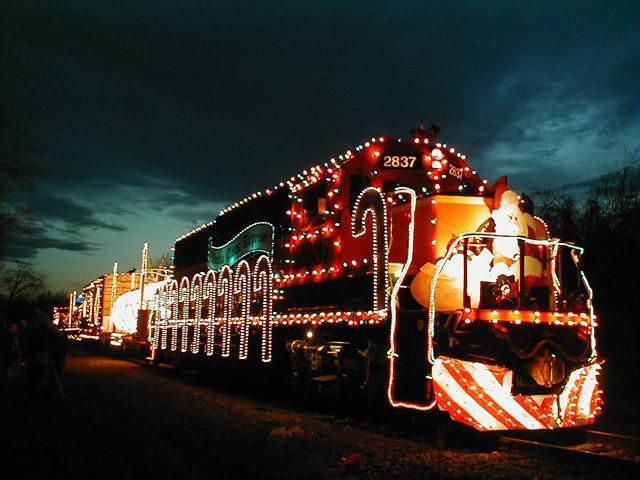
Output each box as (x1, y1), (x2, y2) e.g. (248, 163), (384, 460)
(1, 1), (638, 292)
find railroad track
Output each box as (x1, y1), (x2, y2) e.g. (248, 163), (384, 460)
(109, 346), (640, 474)
(499, 429), (640, 474)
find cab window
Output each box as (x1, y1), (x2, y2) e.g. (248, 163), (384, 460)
(302, 182), (328, 226)
(349, 174), (370, 209)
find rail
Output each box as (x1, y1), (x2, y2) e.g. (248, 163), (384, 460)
(499, 430), (640, 474)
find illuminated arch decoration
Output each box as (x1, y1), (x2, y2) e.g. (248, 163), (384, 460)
(178, 276), (190, 353)
(148, 281), (171, 360)
(158, 285), (169, 351)
(218, 265), (233, 357)
(234, 260), (252, 360)
(190, 274), (203, 354)
(203, 270), (217, 356)
(167, 280), (179, 351)
(351, 187), (389, 313)
(92, 285), (102, 325)
(151, 257), (274, 364)
(387, 187), (438, 411)
(253, 255), (274, 363)
(151, 289), (162, 352)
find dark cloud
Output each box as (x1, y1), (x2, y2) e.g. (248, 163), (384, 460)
(165, 203), (226, 226)
(557, 164), (640, 192)
(3, 1), (636, 195)
(0, 1), (638, 286)
(5, 224), (96, 260)
(13, 190), (125, 232)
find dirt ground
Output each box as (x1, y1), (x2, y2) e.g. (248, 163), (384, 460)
(0, 347), (635, 479)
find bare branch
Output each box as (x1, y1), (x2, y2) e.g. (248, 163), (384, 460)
(0, 261), (44, 303)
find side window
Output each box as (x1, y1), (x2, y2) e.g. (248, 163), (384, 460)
(302, 182), (328, 227)
(349, 174), (370, 209)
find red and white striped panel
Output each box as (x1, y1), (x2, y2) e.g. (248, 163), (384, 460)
(432, 356), (602, 431)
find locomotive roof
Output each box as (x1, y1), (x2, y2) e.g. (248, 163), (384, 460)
(176, 130), (490, 244)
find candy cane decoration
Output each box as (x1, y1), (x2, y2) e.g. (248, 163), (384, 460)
(203, 270), (217, 356)
(234, 260), (252, 360)
(253, 255), (274, 363)
(386, 187), (437, 410)
(151, 288), (162, 351)
(178, 276), (190, 352)
(190, 273), (203, 354)
(159, 285), (169, 350)
(167, 279), (179, 351)
(218, 265), (233, 357)
(351, 187), (389, 312)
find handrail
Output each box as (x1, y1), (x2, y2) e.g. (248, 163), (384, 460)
(427, 232), (593, 365)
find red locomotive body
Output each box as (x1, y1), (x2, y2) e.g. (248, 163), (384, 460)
(152, 126), (602, 431)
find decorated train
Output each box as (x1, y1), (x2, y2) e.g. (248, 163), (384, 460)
(148, 125), (602, 431)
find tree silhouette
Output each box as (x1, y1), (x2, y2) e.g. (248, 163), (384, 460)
(532, 149), (640, 407)
(0, 261), (44, 305)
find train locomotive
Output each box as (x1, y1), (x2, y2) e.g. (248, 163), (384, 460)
(150, 125), (602, 431)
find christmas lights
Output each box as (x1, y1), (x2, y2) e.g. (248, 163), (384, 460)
(174, 134), (481, 244)
(218, 266), (233, 357)
(234, 260), (252, 360)
(111, 281), (168, 335)
(432, 356), (602, 430)
(208, 222), (274, 270)
(190, 274), (203, 354)
(351, 187), (389, 313)
(168, 280), (178, 351)
(386, 187), (437, 411)
(80, 127), (602, 433)
(253, 255), (274, 362)
(158, 286), (168, 350)
(178, 276), (190, 353)
(203, 270), (217, 356)
(427, 232), (592, 364)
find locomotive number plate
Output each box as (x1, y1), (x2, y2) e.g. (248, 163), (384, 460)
(379, 154), (421, 169)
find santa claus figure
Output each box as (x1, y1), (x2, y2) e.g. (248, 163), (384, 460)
(490, 189), (545, 294)
(410, 189), (547, 311)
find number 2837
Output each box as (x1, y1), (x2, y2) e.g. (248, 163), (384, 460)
(382, 155), (418, 168)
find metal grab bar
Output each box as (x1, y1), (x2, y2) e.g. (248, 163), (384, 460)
(427, 232), (592, 365)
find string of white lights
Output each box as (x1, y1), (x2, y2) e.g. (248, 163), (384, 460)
(427, 232), (591, 365)
(190, 274), (203, 354)
(168, 280), (178, 351)
(203, 271), (217, 356)
(234, 260), (252, 360)
(179, 276), (190, 353)
(386, 187), (438, 411)
(351, 187), (389, 313)
(218, 266), (233, 357)
(254, 255), (274, 363)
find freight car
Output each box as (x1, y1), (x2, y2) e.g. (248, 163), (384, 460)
(150, 125), (602, 431)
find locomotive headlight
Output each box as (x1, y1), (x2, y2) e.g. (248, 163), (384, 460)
(429, 150), (444, 170)
(431, 148), (444, 160)
(306, 331), (314, 339)
(431, 159), (443, 170)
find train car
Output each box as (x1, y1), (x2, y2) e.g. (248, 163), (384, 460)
(151, 125), (602, 431)
(109, 278), (169, 353)
(71, 269), (145, 342)
(52, 306), (70, 328)
(62, 254), (171, 347)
